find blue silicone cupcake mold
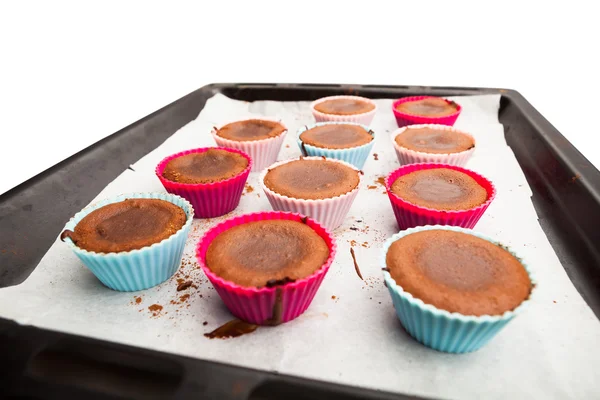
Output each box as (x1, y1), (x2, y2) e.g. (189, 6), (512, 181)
(296, 122), (375, 169)
(62, 192), (194, 292)
(381, 225), (536, 353)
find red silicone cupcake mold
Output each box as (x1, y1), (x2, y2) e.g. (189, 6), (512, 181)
(392, 96), (462, 127)
(155, 147), (252, 218)
(196, 211), (337, 325)
(385, 163), (496, 230)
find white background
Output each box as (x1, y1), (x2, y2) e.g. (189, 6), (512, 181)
(1, 1), (599, 196)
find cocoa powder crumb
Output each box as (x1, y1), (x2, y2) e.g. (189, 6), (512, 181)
(180, 294), (190, 302)
(570, 174), (582, 183)
(134, 296), (142, 304)
(177, 281), (193, 291)
(148, 304), (163, 316)
(203, 321), (208, 326)
(331, 295), (336, 300)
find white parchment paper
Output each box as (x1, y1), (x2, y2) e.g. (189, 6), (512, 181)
(1, 94), (599, 400)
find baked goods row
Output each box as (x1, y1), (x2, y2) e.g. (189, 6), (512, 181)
(60, 95), (535, 353)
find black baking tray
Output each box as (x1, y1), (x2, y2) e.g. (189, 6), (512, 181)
(1, 83), (599, 400)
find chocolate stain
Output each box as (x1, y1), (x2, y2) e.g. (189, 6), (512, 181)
(350, 248), (363, 280)
(212, 126), (219, 132)
(177, 281), (193, 291)
(373, 153), (379, 161)
(301, 216), (308, 225)
(204, 319), (258, 339)
(265, 277), (295, 288)
(264, 288), (284, 326)
(368, 129), (374, 136)
(60, 230), (78, 243)
(381, 267), (390, 272)
(300, 141), (308, 156)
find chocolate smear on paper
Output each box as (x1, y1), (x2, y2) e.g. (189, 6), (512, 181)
(350, 248), (363, 280)
(204, 319), (258, 339)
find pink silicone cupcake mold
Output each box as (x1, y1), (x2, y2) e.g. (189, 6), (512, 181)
(311, 95), (377, 126)
(155, 147), (252, 218)
(260, 157), (362, 231)
(385, 163), (495, 230)
(391, 124), (476, 166)
(211, 117), (287, 172)
(196, 211), (337, 325)
(392, 96), (462, 127)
